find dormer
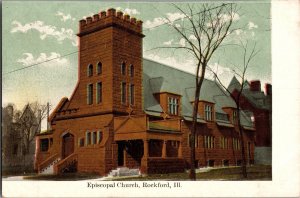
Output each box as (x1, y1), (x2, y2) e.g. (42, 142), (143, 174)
(154, 92), (181, 117)
(222, 107), (238, 125)
(194, 101), (215, 122)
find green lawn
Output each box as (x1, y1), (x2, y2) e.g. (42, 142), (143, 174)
(22, 172), (101, 181)
(18, 165), (271, 181)
(112, 165), (272, 181)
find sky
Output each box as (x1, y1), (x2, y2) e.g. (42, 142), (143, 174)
(2, 1), (271, 129)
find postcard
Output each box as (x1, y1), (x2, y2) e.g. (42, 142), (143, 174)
(2, 0), (299, 197)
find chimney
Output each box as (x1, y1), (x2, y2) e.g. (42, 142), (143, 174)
(265, 83), (272, 95)
(250, 80), (261, 92)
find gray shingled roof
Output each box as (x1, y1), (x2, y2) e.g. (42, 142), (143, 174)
(228, 75), (241, 93)
(142, 59), (254, 128)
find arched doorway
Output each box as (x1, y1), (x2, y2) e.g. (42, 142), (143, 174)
(62, 133), (74, 159)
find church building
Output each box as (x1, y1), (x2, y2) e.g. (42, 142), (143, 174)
(35, 8), (255, 175)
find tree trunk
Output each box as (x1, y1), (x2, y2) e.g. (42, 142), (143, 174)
(190, 90), (200, 180)
(237, 104), (247, 178)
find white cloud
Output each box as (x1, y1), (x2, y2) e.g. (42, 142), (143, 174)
(208, 62), (231, 74)
(175, 23), (181, 28)
(144, 17), (167, 29)
(144, 12), (185, 29)
(235, 29), (243, 35)
(11, 20), (78, 46)
(116, 7), (140, 15)
(124, 8), (140, 15)
(189, 34), (197, 41)
(17, 52), (69, 67)
(163, 39), (173, 46)
(178, 38), (186, 47)
(248, 21), (258, 30)
(55, 11), (76, 22)
(145, 53), (195, 74)
(142, 54), (235, 86)
(206, 62), (232, 82)
(166, 13), (185, 22)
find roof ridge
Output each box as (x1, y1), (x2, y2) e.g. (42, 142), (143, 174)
(143, 58), (216, 84)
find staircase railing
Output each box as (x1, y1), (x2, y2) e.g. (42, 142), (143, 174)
(38, 153), (59, 173)
(54, 153), (78, 174)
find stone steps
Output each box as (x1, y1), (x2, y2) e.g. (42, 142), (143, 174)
(108, 167), (140, 177)
(39, 158), (60, 174)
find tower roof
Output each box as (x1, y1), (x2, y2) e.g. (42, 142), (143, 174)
(228, 76), (241, 93)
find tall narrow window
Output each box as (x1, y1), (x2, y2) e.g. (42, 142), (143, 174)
(233, 110), (237, 123)
(121, 82), (126, 104)
(121, 62), (126, 75)
(204, 136), (214, 149)
(129, 84), (134, 105)
(88, 64), (93, 76)
(96, 82), (102, 104)
(97, 131), (103, 144)
(79, 138), (84, 147)
(168, 97), (179, 115)
(92, 132), (97, 144)
(130, 64), (134, 77)
(97, 62), (102, 75)
(205, 105), (213, 121)
(86, 132), (91, 145)
(87, 84), (93, 105)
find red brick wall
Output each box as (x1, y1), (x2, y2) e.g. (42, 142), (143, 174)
(112, 28), (143, 115)
(181, 120), (255, 168)
(38, 114), (116, 175)
(146, 158), (185, 174)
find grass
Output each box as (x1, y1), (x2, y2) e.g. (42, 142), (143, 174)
(23, 172), (101, 181)
(17, 165), (271, 181)
(112, 165), (272, 181)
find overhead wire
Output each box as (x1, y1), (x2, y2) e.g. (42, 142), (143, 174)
(3, 3), (230, 76)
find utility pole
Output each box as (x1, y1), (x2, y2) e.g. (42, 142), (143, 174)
(47, 102), (50, 132)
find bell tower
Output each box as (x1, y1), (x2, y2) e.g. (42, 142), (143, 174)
(76, 8), (144, 115)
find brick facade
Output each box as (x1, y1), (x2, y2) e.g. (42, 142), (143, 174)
(35, 8), (256, 176)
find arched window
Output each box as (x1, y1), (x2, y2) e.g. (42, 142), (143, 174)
(97, 62), (102, 75)
(121, 62), (126, 75)
(88, 64), (93, 76)
(130, 64), (134, 77)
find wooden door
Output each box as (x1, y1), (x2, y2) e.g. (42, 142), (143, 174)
(63, 133), (74, 159)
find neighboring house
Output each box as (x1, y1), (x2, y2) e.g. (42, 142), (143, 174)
(2, 104), (41, 173)
(35, 8), (256, 176)
(228, 76), (272, 165)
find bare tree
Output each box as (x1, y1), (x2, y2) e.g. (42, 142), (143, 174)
(19, 102), (48, 155)
(156, 3), (240, 180)
(208, 40), (258, 178)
